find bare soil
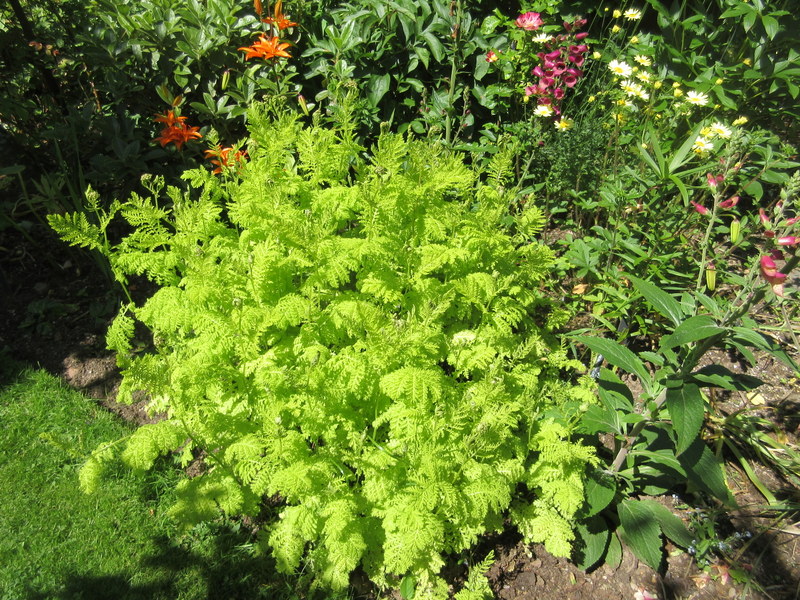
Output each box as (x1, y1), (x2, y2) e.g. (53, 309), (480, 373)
(2, 226), (799, 600)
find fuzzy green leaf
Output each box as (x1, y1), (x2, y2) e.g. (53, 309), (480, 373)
(666, 383), (705, 456)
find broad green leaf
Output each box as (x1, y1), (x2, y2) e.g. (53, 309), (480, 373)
(690, 365), (763, 391)
(574, 516), (611, 570)
(730, 327), (799, 373)
(761, 15), (779, 40)
(678, 438), (736, 505)
(660, 315), (725, 350)
(583, 470), (616, 517)
(367, 73), (391, 107)
(666, 383), (705, 456)
(633, 449), (687, 477)
(597, 369), (635, 410)
(574, 336), (651, 384)
(618, 499), (663, 571)
(400, 575), (416, 599)
(627, 275), (684, 326)
(421, 31), (445, 62)
(606, 532), (622, 568)
(579, 405), (623, 435)
(637, 499), (693, 548)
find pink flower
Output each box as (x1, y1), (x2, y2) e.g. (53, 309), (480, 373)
(563, 74), (578, 87)
(759, 208), (770, 226)
(691, 201), (709, 215)
(778, 236), (799, 246)
(568, 53), (585, 67)
(719, 195), (739, 208)
(553, 87), (565, 99)
(786, 217), (798, 226)
(575, 31), (589, 40)
(516, 11), (544, 30)
(485, 50), (498, 62)
(706, 173), (724, 188)
(524, 85), (537, 97)
(761, 254), (787, 296)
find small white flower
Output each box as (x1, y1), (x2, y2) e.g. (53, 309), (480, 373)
(634, 54), (651, 66)
(608, 59), (633, 77)
(692, 137), (714, 153)
(709, 122), (732, 138)
(624, 8), (642, 20)
(620, 80), (649, 100)
(534, 104), (554, 117)
(685, 90), (709, 106)
(554, 118), (573, 131)
(532, 33), (551, 43)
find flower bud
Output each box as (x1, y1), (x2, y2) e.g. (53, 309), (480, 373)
(221, 69), (230, 91)
(730, 219), (741, 244)
(705, 263), (716, 291)
(778, 236), (799, 246)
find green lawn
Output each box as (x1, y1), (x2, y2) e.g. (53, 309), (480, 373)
(0, 365), (288, 600)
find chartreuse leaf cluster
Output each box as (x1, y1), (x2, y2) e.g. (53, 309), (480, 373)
(50, 105), (596, 598)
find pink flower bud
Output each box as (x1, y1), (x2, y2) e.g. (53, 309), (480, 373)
(786, 217), (798, 226)
(691, 201), (709, 215)
(706, 173), (724, 188)
(778, 236), (799, 246)
(718, 196), (739, 208)
(575, 32), (589, 40)
(759, 208), (770, 226)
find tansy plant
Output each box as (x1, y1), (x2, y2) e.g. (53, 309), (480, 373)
(49, 105), (598, 599)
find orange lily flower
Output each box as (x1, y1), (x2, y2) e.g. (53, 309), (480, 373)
(204, 145), (248, 174)
(154, 112), (202, 150)
(154, 109), (187, 127)
(263, 0), (297, 30)
(239, 34), (292, 60)
(253, 0), (263, 16)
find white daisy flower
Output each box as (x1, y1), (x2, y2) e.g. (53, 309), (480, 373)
(685, 90), (709, 106)
(608, 59), (633, 77)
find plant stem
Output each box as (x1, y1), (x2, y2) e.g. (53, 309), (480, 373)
(444, 0), (462, 146)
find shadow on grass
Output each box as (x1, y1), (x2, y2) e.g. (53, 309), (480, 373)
(25, 524), (292, 600)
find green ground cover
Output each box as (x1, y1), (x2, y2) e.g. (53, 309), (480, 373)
(0, 366), (287, 600)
